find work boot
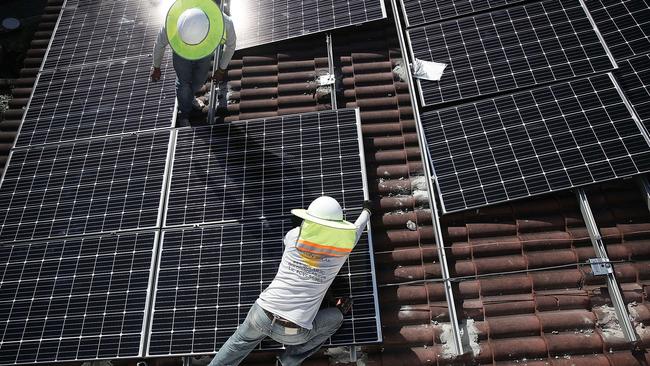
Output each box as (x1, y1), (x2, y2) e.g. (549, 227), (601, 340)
(192, 98), (205, 110)
(336, 297), (353, 315)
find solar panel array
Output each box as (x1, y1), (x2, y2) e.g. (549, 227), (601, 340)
(0, 132), (171, 243)
(423, 74), (650, 212)
(401, 0), (524, 27)
(0, 0), (179, 360)
(43, 0), (167, 71)
(585, 0), (650, 62)
(16, 55), (175, 147)
(231, 0), (387, 49)
(150, 109), (381, 355)
(148, 218), (379, 355)
(165, 110), (365, 226)
(407, 0), (614, 106)
(394, 0), (650, 211)
(0, 232), (156, 364)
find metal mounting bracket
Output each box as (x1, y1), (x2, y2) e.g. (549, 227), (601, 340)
(350, 346), (358, 362)
(588, 258), (613, 276)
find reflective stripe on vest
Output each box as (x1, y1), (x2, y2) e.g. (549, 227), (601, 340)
(296, 220), (356, 257)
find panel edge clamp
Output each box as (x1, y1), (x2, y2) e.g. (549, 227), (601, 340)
(588, 258), (613, 276)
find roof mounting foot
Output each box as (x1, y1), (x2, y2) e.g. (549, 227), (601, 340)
(350, 345), (358, 362)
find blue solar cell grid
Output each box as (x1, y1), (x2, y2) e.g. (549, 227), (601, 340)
(0, 232), (156, 364)
(16, 55), (175, 147)
(614, 54), (650, 132)
(233, 0), (387, 49)
(422, 74), (650, 212)
(585, 0), (650, 61)
(165, 109), (366, 226)
(148, 218), (379, 355)
(43, 0), (168, 70)
(0, 131), (171, 243)
(401, 0), (525, 27)
(407, 0), (614, 106)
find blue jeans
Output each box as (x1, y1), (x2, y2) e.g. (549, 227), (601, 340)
(172, 52), (212, 116)
(207, 303), (344, 366)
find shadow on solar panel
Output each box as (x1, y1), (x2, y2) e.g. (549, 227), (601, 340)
(164, 110), (366, 227)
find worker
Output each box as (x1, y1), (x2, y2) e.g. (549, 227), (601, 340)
(150, 0), (236, 126)
(206, 196), (373, 366)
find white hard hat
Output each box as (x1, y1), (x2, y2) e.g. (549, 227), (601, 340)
(291, 196), (356, 229)
(177, 7), (210, 45)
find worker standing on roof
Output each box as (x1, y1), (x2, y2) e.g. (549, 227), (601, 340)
(204, 196), (373, 366)
(150, 0), (236, 126)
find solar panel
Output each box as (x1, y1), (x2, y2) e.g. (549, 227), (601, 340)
(43, 0), (167, 71)
(401, 0), (524, 27)
(231, 0), (386, 49)
(15, 55), (175, 147)
(165, 109), (366, 227)
(585, 0), (650, 61)
(147, 219), (380, 356)
(0, 131), (171, 243)
(0, 231), (157, 364)
(422, 74), (650, 213)
(615, 54), (650, 132)
(407, 0), (615, 106)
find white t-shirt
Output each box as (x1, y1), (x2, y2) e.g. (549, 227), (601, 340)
(256, 210), (370, 329)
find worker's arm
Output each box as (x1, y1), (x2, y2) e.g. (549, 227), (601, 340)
(353, 201), (373, 241)
(150, 26), (169, 81)
(213, 15), (237, 81)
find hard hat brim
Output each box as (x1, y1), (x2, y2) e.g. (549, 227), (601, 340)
(166, 0), (225, 60)
(291, 209), (357, 230)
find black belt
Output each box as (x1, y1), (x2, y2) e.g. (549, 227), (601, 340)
(263, 309), (301, 329)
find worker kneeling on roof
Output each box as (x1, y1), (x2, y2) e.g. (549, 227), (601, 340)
(150, 0), (236, 127)
(205, 196), (373, 366)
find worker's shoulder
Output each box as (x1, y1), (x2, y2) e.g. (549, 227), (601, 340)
(283, 227), (300, 244)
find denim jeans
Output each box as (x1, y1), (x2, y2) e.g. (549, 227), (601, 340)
(207, 302), (344, 366)
(172, 52), (212, 116)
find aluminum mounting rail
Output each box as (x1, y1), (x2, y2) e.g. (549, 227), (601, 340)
(576, 188), (639, 343)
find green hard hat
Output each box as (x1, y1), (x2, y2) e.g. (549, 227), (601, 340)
(165, 0), (225, 60)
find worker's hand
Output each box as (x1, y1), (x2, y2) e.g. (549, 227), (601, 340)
(362, 200), (373, 215)
(150, 67), (161, 81)
(211, 68), (226, 82)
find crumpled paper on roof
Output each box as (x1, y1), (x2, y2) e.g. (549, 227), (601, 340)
(412, 58), (447, 81)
